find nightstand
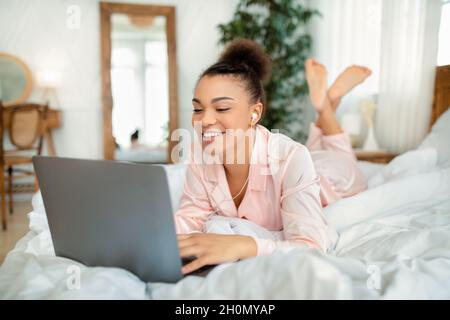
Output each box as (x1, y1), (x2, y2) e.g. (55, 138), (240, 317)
(354, 150), (398, 164)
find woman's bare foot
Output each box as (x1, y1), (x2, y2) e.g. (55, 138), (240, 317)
(328, 65), (372, 111)
(305, 58), (328, 113)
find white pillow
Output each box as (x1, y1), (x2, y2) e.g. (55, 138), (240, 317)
(357, 161), (386, 181)
(162, 163), (188, 211)
(418, 107), (450, 167)
(327, 166), (450, 232)
(367, 148), (438, 188)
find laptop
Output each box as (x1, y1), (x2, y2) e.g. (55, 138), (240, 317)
(32, 156), (214, 283)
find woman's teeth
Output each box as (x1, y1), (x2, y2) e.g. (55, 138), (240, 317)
(202, 131), (223, 139)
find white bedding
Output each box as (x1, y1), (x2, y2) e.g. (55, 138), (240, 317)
(1, 149), (449, 299)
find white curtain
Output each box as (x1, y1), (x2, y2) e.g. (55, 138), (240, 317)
(376, 0), (442, 153)
(309, 0), (442, 153)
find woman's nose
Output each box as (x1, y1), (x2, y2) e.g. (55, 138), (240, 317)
(201, 109), (217, 126)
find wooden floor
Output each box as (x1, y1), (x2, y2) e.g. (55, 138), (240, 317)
(0, 201), (33, 265)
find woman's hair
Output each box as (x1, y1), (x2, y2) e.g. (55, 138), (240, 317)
(130, 129), (139, 141)
(199, 39), (272, 115)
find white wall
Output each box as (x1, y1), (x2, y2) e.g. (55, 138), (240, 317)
(0, 0), (239, 159)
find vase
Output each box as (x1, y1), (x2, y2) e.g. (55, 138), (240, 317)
(363, 125), (380, 150)
(359, 98), (381, 151)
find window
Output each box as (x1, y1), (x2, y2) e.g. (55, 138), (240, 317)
(144, 40), (169, 147)
(437, 1), (450, 66)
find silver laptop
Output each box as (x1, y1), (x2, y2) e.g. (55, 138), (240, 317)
(32, 156), (212, 283)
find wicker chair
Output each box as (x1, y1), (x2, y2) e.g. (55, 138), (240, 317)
(0, 101), (48, 230)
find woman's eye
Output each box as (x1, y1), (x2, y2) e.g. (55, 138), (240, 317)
(193, 109), (203, 113)
(217, 108), (231, 112)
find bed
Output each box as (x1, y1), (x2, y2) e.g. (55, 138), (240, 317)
(0, 68), (449, 299)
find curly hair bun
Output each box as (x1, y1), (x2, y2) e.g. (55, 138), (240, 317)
(218, 39), (272, 82)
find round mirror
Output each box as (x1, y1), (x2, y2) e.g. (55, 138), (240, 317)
(0, 52), (33, 106)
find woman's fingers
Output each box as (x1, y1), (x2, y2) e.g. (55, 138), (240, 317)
(178, 240), (195, 250)
(177, 234), (192, 240)
(179, 245), (203, 258)
(178, 236), (199, 249)
(182, 256), (209, 274)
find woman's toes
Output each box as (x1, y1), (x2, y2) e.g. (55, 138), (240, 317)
(305, 59), (328, 113)
(305, 58), (314, 68)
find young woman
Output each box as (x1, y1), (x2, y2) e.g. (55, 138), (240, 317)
(175, 39), (371, 274)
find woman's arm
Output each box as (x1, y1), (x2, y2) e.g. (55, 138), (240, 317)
(251, 145), (332, 256)
(178, 233), (257, 274)
(176, 146), (332, 274)
(176, 161), (255, 274)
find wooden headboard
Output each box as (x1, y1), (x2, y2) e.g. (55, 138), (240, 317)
(430, 65), (450, 129)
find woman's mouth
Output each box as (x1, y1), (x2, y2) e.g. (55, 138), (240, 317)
(202, 131), (224, 142)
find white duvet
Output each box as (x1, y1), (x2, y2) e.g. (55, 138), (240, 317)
(1, 148), (449, 299)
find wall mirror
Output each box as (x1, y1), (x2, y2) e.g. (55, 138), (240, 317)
(100, 2), (178, 163)
(0, 52), (33, 106)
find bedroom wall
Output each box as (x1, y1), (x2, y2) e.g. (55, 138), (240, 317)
(0, 0), (239, 159)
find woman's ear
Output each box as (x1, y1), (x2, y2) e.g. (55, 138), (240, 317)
(250, 102), (263, 124)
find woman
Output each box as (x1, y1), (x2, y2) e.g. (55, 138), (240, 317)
(176, 39), (371, 274)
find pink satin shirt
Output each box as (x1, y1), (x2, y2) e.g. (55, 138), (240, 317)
(174, 124), (366, 256)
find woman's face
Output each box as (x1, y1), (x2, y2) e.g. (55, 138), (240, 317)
(192, 75), (261, 160)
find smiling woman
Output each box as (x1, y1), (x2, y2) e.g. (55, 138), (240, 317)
(174, 39), (369, 275)
(191, 40), (269, 167)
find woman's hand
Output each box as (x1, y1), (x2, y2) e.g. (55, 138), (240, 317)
(177, 233), (257, 274)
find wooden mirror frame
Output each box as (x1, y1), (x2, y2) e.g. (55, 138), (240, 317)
(0, 52), (33, 106)
(100, 2), (179, 162)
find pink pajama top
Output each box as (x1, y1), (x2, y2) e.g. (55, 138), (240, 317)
(174, 124), (367, 256)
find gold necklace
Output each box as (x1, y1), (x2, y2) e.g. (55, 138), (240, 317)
(230, 175), (250, 200)
(228, 125), (254, 201)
